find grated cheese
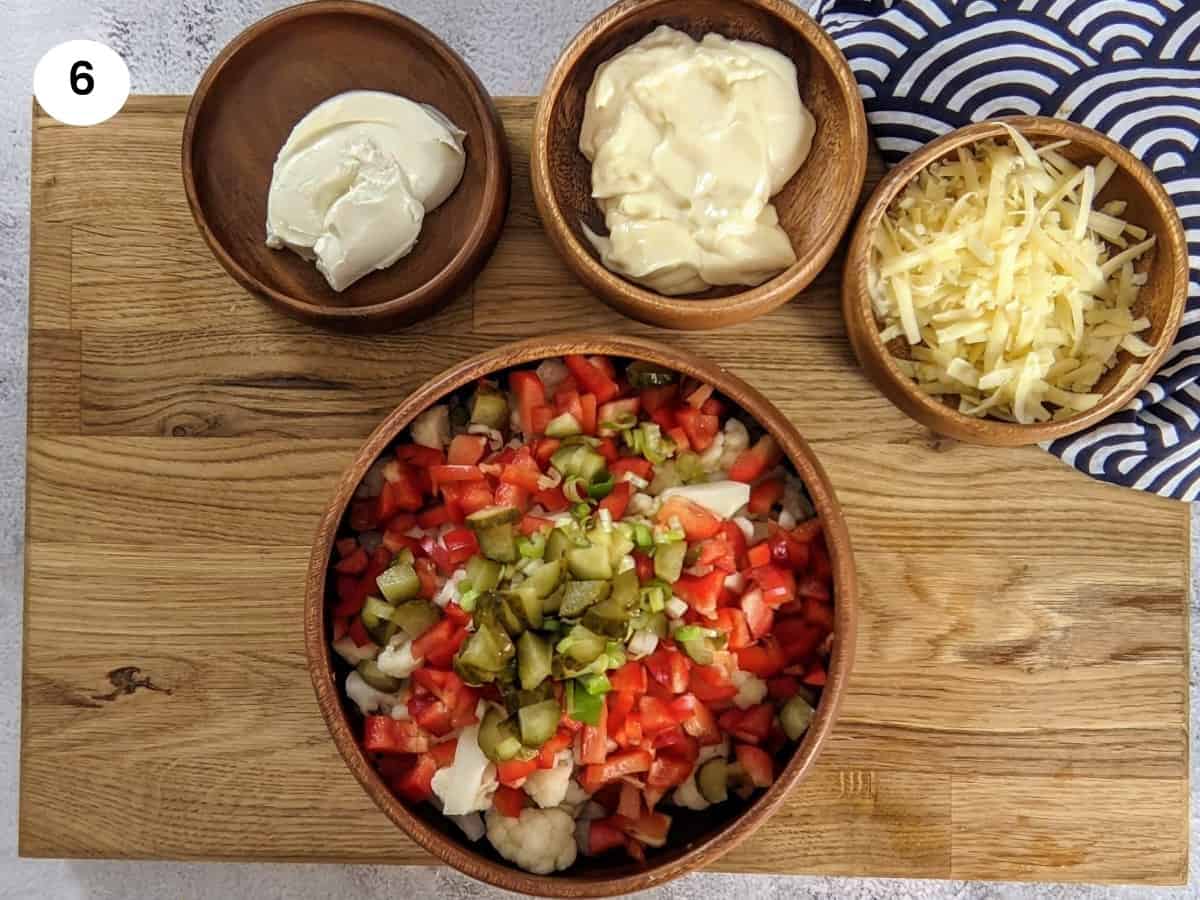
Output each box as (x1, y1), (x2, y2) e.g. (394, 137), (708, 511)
(868, 125), (1157, 424)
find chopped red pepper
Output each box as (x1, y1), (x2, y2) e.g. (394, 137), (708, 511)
(735, 743), (774, 787)
(494, 783), (527, 816)
(564, 355), (620, 403)
(334, 547), (368, 575)
(735, 636), (788, 677)
(688, 664), (738, 703)
(609, 661), (648, 694)
(729, 434), (783, 483)
(497, 757), (539, 788)
(644, 648), (691, 694)
(599, 480), (632, 519)
(749, 477), (785, 515)
(673, 569), (725, 619)
(656, 497), (723, 541)
(510, 370), (547, 437)
(609, 456), (654, 482)
(675, 405), (720, 452)
(363, 716), (430, 754)
(447, 434), (488, 466)
(580, 749), (653, 792)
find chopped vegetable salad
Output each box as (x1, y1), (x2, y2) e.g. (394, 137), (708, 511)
(327, 355), (835, 874)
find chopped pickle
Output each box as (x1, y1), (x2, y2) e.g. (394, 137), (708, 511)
(654, 540), (687, 583)
(479, 706), (523, 762)
(478, 522), (518, 563)
(390, 599), (440, 639)
(567, 543), (613, 580)
(504, 582), (543, 632)
(465, 555), (503, 593)
(470, 386), (509, 431)
(369, 619), (399, 646)
(556, 623), (607, 664)
(781, 694), (816, 741)
(542, 584), (565, 616)
(679, 636), (716, 666)
(517, 631), (553, 690)
(377, 563), (420, 603)
(610, 568), (639, 610)
(546, 528), (572, 562)
(362, 596), (396, 628)
(518, 699), (562, 747)
(454, 619), (514, 684)
(626, 361), (677, 388)
(466, 506), (522, 530)
(527, 559), (563, 599)
(567, 679), (604, 725)
(632, 608), (668, 638)
(583, 596), (631, 638)
(356, 659), (400, 693)
(496, 590), (527, 636)
(551, 446), (608, 483)
(697, 758), (729, 803)
(559, 580), (611, 619)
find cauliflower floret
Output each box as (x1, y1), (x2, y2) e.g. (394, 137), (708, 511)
(720, 418), (750, 470)
(782, 476), (816, 524)
(449, 812), (486, 842)
(672, 739), (730, 811)
(558, 779), (590, 817)
(698, 431), (725, 471)
(731, 668), (768, 709)
(410, 404), (450, 449)
(486, 807), (578, 874)
(524, 750), (574, 809)
(344, 670), (401, 715)
(431, 724), (498, 815)
(376, 636), (422, 678)
(626, 491), (656, 516)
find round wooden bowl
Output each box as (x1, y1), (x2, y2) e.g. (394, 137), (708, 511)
(304, 334), (858, 896)
(531, 0), (868, 331)
(182, 1), (510, 332)
(843, 116), (1189, 447)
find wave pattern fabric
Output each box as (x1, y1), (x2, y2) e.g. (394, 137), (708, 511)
(816, 0), (1200, 498)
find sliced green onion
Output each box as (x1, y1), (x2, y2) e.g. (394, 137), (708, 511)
(633, 524), (653, 549)
(587, 475), (615, 500)
(572, 502), (592, 520)
(563, 476), (588, 504)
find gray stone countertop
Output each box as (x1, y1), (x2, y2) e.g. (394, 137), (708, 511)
(0, 1), (1195, 898)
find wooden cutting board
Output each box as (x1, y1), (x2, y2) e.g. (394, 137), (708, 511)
(21, 96), (1190, 884)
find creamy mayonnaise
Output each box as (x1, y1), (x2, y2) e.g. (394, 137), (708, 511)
(266, 91), (467, 292)
(579, 26), (815, 295)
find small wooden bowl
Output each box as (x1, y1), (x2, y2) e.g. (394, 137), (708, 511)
(182, 1), (510, 332)
(304, 334), (858, 896)
(843, 117), (1189, 447)
(531, 0), (868, 330)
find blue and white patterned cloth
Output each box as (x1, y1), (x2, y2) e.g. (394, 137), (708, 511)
(815, 0), (1200, 498)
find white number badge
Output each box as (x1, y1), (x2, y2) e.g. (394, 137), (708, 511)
(34, 40), (130, 126)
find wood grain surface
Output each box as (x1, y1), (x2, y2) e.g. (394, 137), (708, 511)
(21, 96), (1190, 884)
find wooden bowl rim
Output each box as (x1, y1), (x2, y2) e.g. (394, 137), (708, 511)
(530, 0), (869, 331)
(842, 115), (1189, 447)
(181, 0), (510, 325)
(303, 334), (858, 897)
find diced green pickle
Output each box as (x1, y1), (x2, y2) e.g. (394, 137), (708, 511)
(390, 599), (440, 639)
(567, 543), (613, 580)
(781, 694), (815, 741)
(479, 706), (522, 762)
(558, 580), (611, 619)
(626, 361), (677, 388)
(697, 758), (729, 803)
(518, 699), (562, 747)
(477, 522), (518, 563)
(466, 506), (522, 530)
(465, 555), (503, 592)
(470, 387), (510, 431)
(654, 540), (687, 583)
(356, 659), (400, 693)
(517, 631), (553, 691)
(527, 559), (563, 599)
(556, 624), (607, 665)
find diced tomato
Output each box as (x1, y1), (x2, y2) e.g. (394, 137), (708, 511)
(610, 456), (654, 482)
(670, 694), (723, 745)
(653, 727), (699, 763)
(684, 382), (714, 409)
(497, 757), (539, 788)
(775, 617), (824, 662)
(644, 648), (690, 694)
(746, 542), (772, 569)
(346, 616), (372, 648)
(599, 480), (632, 519)
(414, 504), (448, 530)
(637, 696), (678, 736)
(394, 753), (438, 803)
(720, 521), (749, 570)
(803, 594), (835, 632)
(364, 716), (430, 754)
(618, 781), (642, 820)
(408, 692), (454, 736)
(510, 370), (547, 437)
(379, 464), (426, 513)
(633, 550), (655, 584)
(428, 738), (458, 769)
(640, 384), (678, 415)
(643, 784), (668, 810)
(646, 754), (693, 790)
(335, 537), (358, 559)
(595, 437), (619, 464)
(666, 425), (690, 451)
(729, 434), (783, 483)
(797, 574), (832, 605)
(769, 526), (810, 570)
(349, 500), (377, 532)
(735, 743), (774, 787)
(597, 398), (640, 437)
(749, 565), (796, 607)
(588, 819), (627, 856)
(713, 608), (752, 650)
(500, 464), (542, 493)
(589, 355), (618, 380)
(701, 396), (724, 416)
(673, 569), (725, 619)
(610, 661), (648, 695)
(334, 547), (368, 575)
(656, 497), (722, 542)
(749, 477), (785, 515)
(442, 603), (470, 628)
(611, 709), (643, 750)
(811, 538), (833, 581)
(579, 393), (598, 435)
(802, 663), (827, 686)
(429, 465), (485, 485)
(534, 485), (570, 513)
(538, 729), (573, 768)
(519, 514), (554, 536)
(580, 749), (653, 792)
(580, 696), (609, 765)
(413, 557), (438, 600)
(675, 406), (720, 452)
(442, 527), (479, 566)
(528, 404), (554, 435)
(689, 664), (738, 703)
(397, 444), (444, 468)
(457, 481), (494, 515)
(733, 703), (774, 744)
(740, 588), (774, 639)
(332, 616), (350, 641)
(767, 675), (801, 701)
(494, 783), (527, 816)
(533, 437), (561, 465)
(735, 637), (787, 677)
(564, 355), (620, 403)
(447, 434), (488, 466)
(495, 482), (531, 513)
(410, 617), (454, 663)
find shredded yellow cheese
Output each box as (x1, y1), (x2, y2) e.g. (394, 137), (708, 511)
(869, 125), (1157, 424)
